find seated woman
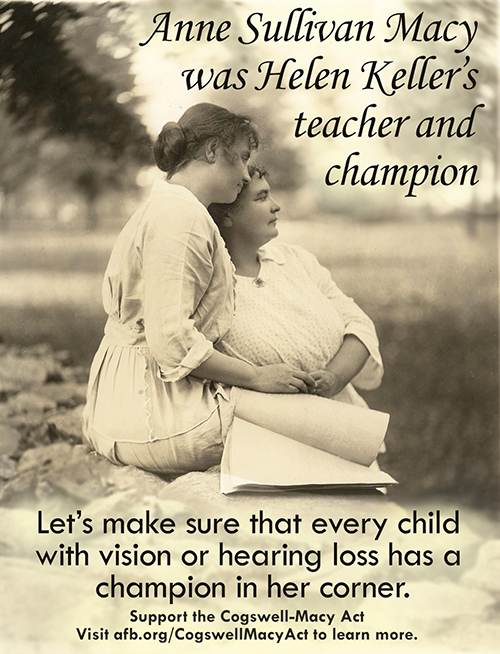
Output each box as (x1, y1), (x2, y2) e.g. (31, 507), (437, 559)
(82, 105), (317, 477)
(209, 165), (384, 410)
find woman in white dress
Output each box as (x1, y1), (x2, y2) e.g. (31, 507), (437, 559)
(82, 105), (316, 474)
(209, 165), (384, 408)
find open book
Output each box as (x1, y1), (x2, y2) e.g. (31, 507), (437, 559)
(221, 393), (397, 494)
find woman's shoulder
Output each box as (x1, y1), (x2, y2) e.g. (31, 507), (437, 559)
(264, 242), (322, 268)
(141, 178), (215, 235)
(148, 177), (209, 215)
(262, 242), (336, 289)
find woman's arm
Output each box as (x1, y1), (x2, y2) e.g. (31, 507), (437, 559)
(141, 197), (218, 380)
(292, 245), (384, 390)
(191, 349), (317, 394)
(141, 203), (316, 394)
(310, 334), (369, 398)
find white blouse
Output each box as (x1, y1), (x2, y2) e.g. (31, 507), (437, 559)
(217, 242), (383, 402)
(83, 178), (237, 453)
(101, 178), (235, 379)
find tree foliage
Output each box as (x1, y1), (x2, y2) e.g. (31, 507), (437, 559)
(0, 1), (151, 163)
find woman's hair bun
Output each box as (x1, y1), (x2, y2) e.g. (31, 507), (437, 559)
(153, 122), (187, 173)
(153, 104), (259, 177)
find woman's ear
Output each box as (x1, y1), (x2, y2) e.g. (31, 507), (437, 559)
(222, 214), (233, 228)
(205, 137), (218, 164)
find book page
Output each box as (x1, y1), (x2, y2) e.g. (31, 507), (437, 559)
(221, 417), (397, 493)
(235, 391), (390, 466)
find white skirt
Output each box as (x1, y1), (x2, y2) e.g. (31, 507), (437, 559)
(82, 336), (238, 473)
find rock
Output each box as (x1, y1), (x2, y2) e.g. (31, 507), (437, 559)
(0, 405), (11, 419)
(0, 442), (164, 505)
(82, 488), (146, 520)
(0, 422), (21, 456)
(46, 405), (84, 442)
(53, 349), (73, 366)
(61, 365), (90, 384)
(20, 343), (55, 358)
(102, 459), (169, 496)
(0, 350), (62, 387)
(35, 445), (108, 502)
(0, 456), (17, 480)
(0, 469), (38, 503)
(83, 489), (184, 526)
(0, 556), (113, 650)
(16, 445), (167, 503)
(441, 617), (500, 653)
(0, 508), (37, 556)
(17, 442), (74, 474)
(6, 392), (58, 416)
(0, 444), (110, 504)
(359, 579), (496, 644)
(160, 466), (222, 505)
(161, 465), (398, 518)
(13, 419), (51, 453)
(0, 442), (78, 504)
(462, 539), (500, 598)
(0, 378), (20, 401)
(35, 478), (61, 502)
(30, 382), (87, 409)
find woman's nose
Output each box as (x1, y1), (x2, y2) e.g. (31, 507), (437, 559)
(271, 198), (281, 213)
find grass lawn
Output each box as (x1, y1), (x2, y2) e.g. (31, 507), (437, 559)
(0, 218), (498, 514)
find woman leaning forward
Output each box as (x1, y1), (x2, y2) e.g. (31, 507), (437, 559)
(82, 104), (315, 475)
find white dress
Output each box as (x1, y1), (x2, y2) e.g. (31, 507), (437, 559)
(216, 242), (384, 407)
(82, 178), (237, 473)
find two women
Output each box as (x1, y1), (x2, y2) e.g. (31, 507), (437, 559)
(83, 104), (315, 474)
(209, 165), (383, 408)
(83, 103), (384, 475)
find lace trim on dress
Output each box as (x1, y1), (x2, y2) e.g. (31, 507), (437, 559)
(139, 347), (155, 441)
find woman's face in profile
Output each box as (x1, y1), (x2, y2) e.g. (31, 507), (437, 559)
(230, 175), (281, 248)
(211, 136), (253, 203)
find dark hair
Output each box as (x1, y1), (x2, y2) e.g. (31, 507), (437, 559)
(154, 103), (259, 176)
(208, 163), (268, 224)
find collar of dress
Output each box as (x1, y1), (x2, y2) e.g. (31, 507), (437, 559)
(256, 243), (286, 265)
(149, 176), (206, 208)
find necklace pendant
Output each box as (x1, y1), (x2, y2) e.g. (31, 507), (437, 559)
(252, 277), (266, 288)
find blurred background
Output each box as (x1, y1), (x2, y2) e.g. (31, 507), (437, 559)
(0, 0), (498, 516)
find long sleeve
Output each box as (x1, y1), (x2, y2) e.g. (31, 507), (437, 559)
(140, 195), (217, 382)
(87, 179), (236, 448)
(292, 245), (384, 390)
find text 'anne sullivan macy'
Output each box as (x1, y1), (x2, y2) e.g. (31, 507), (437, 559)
(139, 9), (477, 54)
(137, 9), (483, 198)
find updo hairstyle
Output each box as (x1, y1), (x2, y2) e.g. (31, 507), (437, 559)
(208, 163), (268, 225)
(154, 103), (259, 177)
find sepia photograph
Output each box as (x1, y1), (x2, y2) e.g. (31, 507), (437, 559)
(0, 0), (498, 652)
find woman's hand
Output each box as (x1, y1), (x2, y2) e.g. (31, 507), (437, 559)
(192, 351), (316, 393)
(309, 335), (370, 398)
(252, 364), (317, 394)
(309, 370), (347, 398)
